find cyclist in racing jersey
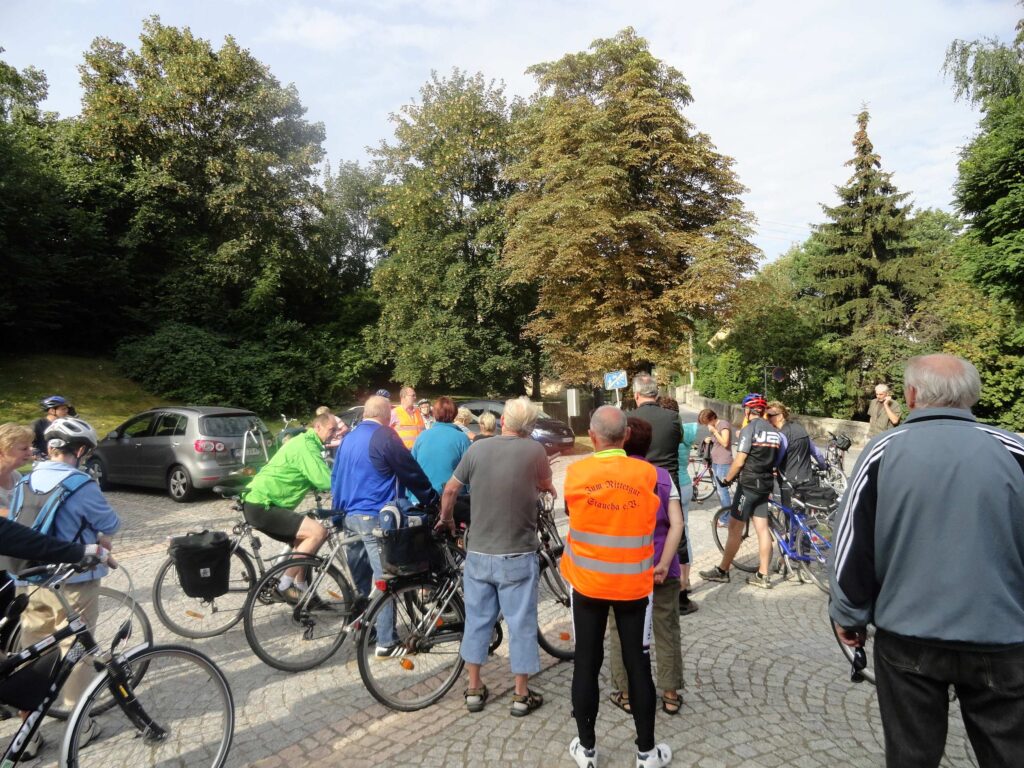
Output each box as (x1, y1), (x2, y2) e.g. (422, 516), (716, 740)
(699, 394), (784, 589)
(31, 396), (71, 458)
(242, 412), (337, 601)
(766, 401), (827, 507)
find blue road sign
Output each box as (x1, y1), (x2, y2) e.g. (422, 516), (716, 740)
(603, 369), (628, 390)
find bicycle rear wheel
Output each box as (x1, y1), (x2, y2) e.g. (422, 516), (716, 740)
(831, 620), (875, 685)
(152, 548), (256, 639)
(243, 558), (355, 672)
(536, 551), (573, 661)
(824, 466), (848, 495)
(795, 515), (833, 594)
(710, 509), (760, 573)
(63, 644), (233, 768)
(692, 463), (716, 502)
(356, 580), (466, 711)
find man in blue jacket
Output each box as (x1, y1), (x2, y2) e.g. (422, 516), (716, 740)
(831, 354), (1024, 768)
(331, 394), (439, 657)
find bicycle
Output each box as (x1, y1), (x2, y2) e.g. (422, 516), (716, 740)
(688, 455), (717, 503)
(2, 581), (152, 720)
(151, 485), (297, 638)
(819, 432), (852, 495)
(356, 501), (574, 712)
(0, 562), (233, 766)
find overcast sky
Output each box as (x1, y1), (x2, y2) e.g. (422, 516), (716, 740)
(3, 0), (1019, 260)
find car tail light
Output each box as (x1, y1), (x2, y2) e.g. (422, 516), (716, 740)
(193, 439), (226, 453)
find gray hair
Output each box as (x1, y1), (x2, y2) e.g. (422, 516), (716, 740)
(590, 405), (627, 443)
(363, 395), (392, 422)
(632, 372), (658, 398)
(502, 397), (538, 436)
(874, 384), (889, 395)
(903, 354), (981, 409)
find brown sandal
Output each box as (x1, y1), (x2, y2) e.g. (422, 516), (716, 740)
(608, 690), (632, 714)
(661, 692), (682, 715)
(464, 685), (488, 713)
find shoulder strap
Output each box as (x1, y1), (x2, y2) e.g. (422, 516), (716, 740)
(28, 471), (92, 539)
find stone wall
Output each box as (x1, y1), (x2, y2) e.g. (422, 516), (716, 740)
(672, 385), (871, 447)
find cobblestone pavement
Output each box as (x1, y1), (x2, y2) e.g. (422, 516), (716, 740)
(7, 441), (980, 768)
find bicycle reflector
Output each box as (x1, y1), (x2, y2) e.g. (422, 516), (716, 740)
(850, 646), (868, 683)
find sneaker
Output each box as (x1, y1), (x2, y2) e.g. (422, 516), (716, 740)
(569, 737), (598, 768)
(22, 729), (43, 759)
(79, 717), (102, 748)
(746, 572), (772, 589)
(699, 565), (729, 583)
(278, 586), (302, 604)
(375, 644), (405, 658)
(636, 743), (672, 768)
(679, 599), (699, 616)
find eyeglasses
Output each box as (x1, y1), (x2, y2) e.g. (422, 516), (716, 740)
(766, 412), (781, 417)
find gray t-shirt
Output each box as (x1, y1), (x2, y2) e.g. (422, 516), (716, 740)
(453, 435), (551, 555)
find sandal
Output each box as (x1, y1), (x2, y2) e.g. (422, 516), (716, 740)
(510, 688), (543, 717)
(661, 692), (682, 715)
(464, 685), (488, 713)
(608, 690), (632, 714)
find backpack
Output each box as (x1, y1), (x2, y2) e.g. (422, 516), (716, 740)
(5, 469), (92, 575)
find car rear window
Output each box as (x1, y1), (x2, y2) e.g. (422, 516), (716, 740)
(199, 414), (269, 437)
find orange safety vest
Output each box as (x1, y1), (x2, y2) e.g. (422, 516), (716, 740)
(560, 451), (659, 601)
(392, 406), (425, 450)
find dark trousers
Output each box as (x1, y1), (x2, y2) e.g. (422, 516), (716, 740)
(875, 630), (1024, 768)
(570, 588), (656, 752)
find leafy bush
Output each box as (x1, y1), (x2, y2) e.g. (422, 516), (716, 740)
(116, 321), (371, 413)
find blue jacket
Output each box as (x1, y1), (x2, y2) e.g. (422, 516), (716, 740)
(331, 421), (438, 516)
(23, 461), (121, 583)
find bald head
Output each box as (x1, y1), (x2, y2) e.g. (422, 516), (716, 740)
(589, 406), (628, 449)
(904, 354), (981, 410)
(363, 395), (392, 422)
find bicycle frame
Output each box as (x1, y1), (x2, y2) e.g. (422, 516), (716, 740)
(0, 578), (152, 766)
(767, 496), (831, 569)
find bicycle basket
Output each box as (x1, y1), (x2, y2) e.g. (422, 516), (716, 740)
(832, 433), (852, 451)
(375, 508), (439, 577)
(168, 530), (231, 600)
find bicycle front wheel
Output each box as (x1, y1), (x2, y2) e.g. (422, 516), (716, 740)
(46, 587), (153, 720)
(710, 509), (760, 573)
(244, 557), (356, 672)
(152, 548), (256, 639)
(62, 644), (233, 768)
(356, 580), (466, 711)
(692, 465), (716, 503)
(536, 550), (574, 660)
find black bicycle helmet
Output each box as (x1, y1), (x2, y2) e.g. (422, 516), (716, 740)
(43, 417), (99, 451)
(40, 395), (69, 410)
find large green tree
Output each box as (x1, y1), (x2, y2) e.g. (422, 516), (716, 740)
(77, 17), (328, 332)
(808, 109), (921, 410)
(503, 29), (757, 384)
(369, 70), (536, 392)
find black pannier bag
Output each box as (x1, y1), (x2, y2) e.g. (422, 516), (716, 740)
(832, 433), (853, 451)
(168, 530), (231, 599)
(796, 484), (839, 510)
(375, 506), (437, 577)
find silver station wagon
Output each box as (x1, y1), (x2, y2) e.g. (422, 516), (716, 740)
(85, 406), (272, 502)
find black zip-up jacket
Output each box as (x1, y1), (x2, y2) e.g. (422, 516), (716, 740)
(627, 402), (682, 479)
(0, 516), (86, 568)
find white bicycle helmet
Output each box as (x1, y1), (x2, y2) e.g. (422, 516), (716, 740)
(44, 417), (99, 451)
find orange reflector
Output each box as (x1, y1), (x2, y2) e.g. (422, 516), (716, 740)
(559, 632), (571, 641)
(328, 591), (341, 599)
(400, 658), (414, 670)
(185, 611), (204, 619)
(436, 618), (443, 628)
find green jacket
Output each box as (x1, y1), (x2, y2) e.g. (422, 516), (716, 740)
(244, 429), (331, 510)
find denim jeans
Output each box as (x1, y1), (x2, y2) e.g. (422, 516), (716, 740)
(874, 630), (1024, 767)
(713, 463), (732, 508)
(344, 514), (395, 647)
(460, 551), (540, 675)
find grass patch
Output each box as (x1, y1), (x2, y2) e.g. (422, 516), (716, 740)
(0, 354), (171, 437)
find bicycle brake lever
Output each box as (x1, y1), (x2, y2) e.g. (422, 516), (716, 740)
(850, 645), (867, 683)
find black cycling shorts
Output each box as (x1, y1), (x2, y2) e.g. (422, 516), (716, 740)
(243, 501), (303, 544)
(729, 484), (771, 522)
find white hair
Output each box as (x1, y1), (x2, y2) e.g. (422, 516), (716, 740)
(874, 383), (889, 395)
(632, 372), (658, 398)
(903, 354), (981, 409)
(502, 397), (538, 436)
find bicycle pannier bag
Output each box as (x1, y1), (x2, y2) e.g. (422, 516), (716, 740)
(833, 433), (853, 451)
(376, 506), (435, 577)
(797, 484), (839, 510)
(168, 530), (231, 599)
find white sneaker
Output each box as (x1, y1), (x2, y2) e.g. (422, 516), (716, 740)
(79, 717), (102, 748)
(374, 644), (404, 658)
(22, 729), (43, 759)
(569, 737), (598, 768)
(636, 743), (672, 768)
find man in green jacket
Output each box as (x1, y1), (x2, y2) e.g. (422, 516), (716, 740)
(243, 412), (335, 600)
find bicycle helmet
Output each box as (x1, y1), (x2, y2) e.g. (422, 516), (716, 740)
(40, 395), (69, 410)
(43, 417), (99, 451)
(375, 389), (391, 399)
(742, 393), (768, 411)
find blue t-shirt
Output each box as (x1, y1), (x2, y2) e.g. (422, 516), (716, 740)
(410, 422), (472, 497)
(677, 422), (699, 485)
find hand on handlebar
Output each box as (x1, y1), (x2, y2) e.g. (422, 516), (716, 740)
(82, 543), (118, 570)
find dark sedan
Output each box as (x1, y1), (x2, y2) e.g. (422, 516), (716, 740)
(460, 399), (575, 456)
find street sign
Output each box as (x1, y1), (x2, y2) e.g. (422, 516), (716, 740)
(771, 367), (786, 383)
(603, 370), (627, 390)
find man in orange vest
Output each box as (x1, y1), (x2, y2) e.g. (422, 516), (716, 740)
(390, 385), (425, 450)
(562, 406), (673, 768)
